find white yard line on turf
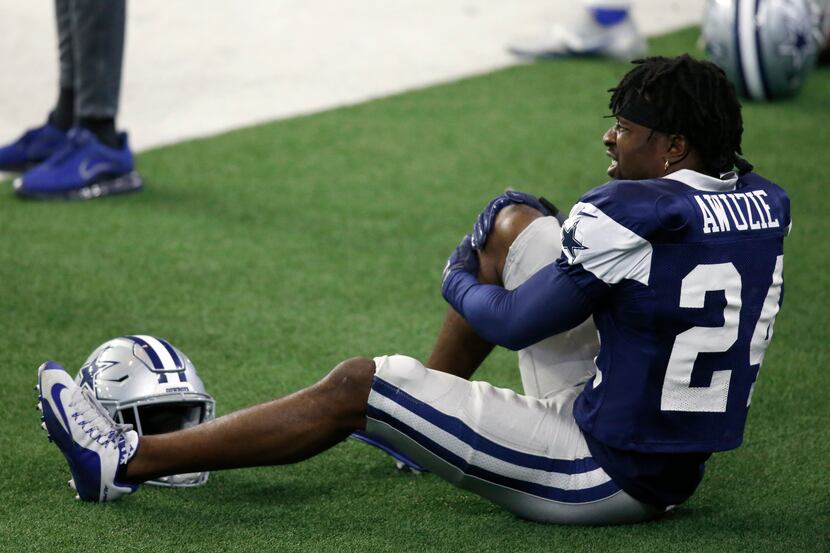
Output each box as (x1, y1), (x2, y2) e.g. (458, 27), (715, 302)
(0, 1), (703, 153)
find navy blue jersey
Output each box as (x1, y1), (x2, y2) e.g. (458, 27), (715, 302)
(559, 169), (789, 454)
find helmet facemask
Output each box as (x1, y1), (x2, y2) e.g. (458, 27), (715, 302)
(105, 393), (216, 487)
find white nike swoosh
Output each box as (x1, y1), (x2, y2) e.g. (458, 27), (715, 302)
(79, 160), (115, 180)
(46, 383), (71, 435)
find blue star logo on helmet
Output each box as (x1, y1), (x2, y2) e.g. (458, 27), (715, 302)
(78, 358), (118, 391)
(776, 6), (815, 72)
(702, 0), (817, 100)
(562, 220), (588, 258)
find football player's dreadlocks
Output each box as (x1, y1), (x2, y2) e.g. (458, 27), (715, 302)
(609, 54), (752, 176)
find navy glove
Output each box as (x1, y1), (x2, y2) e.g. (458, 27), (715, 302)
(471, 190), (556, 250)
(441, 234), (478, 291)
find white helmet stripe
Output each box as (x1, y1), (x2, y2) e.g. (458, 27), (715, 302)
(737, 0), (765, 99)
(133, 335), (180, 371)
(155, 337), (184, 369)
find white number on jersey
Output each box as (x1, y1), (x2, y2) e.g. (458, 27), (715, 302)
(660, 256), (784, 413)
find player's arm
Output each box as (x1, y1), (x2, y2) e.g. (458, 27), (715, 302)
(441, 240), (594, 351)
(428, 191), (562, 372)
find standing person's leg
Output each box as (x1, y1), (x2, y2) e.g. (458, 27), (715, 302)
(51, 0), (76, 132)
(14, 0), (142, 200)
(69, 0), (126, 147)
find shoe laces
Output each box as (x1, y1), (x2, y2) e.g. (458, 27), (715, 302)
(70, 387), (135, 458)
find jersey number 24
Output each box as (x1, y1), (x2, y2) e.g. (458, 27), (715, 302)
(660, 256), (784, 413)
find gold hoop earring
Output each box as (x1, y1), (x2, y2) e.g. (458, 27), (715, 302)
(664, 159), (670, 172)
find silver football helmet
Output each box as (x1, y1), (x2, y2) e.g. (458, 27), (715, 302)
(702, 0), (818, 99)
(811, 0), (830, 44)
(76, 335), (216, 487)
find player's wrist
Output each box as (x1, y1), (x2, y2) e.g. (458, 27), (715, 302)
(441, 267), (478, 314)
(441, 234), (480, 310)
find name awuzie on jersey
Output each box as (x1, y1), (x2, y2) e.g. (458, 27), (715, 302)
(693, 190), (780, 234)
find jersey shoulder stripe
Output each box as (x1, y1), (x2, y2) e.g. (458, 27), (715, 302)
(561, 201), (653, 286)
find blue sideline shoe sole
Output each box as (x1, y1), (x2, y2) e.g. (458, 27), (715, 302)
(14, 170), (143, 200)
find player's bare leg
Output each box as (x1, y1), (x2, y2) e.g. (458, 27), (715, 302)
(39, 202), (551, 490)
(123, 357), (375, 483)
(426, 204), (544, 377)
(125, 205), (547, 482)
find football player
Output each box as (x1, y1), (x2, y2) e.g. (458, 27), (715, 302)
(37, 54), (790, 524)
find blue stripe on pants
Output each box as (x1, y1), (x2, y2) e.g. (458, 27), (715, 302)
(369, 376), (621, 504)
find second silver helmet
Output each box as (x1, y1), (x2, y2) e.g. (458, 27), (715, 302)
(702, 0), (818, 99)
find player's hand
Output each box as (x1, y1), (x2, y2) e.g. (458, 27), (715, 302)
(442, 234), (479, 290)
(471, 190), (554, 250)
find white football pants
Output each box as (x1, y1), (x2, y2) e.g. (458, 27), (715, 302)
(366, 217), (663, 524)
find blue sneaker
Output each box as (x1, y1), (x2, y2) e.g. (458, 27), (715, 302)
(0, 122), (68, 172)
(14, 127), (143, 200)
(36, 361), (140, 502)
(351, 430), (427, 474)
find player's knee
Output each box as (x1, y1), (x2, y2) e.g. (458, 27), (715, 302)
(478, 204), (546, 284)
(321, 356), (376, 408)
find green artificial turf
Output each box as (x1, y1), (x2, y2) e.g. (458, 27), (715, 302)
(1, 27), (828, 552)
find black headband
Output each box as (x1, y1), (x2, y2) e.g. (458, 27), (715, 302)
(614, 92), (675, 134)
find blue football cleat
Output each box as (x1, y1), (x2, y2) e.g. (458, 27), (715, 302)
(37, 361), (140, 501)
(0, 122), (69, 172)
(14, 127), (143, 200)
(351, 430), (427, 474)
